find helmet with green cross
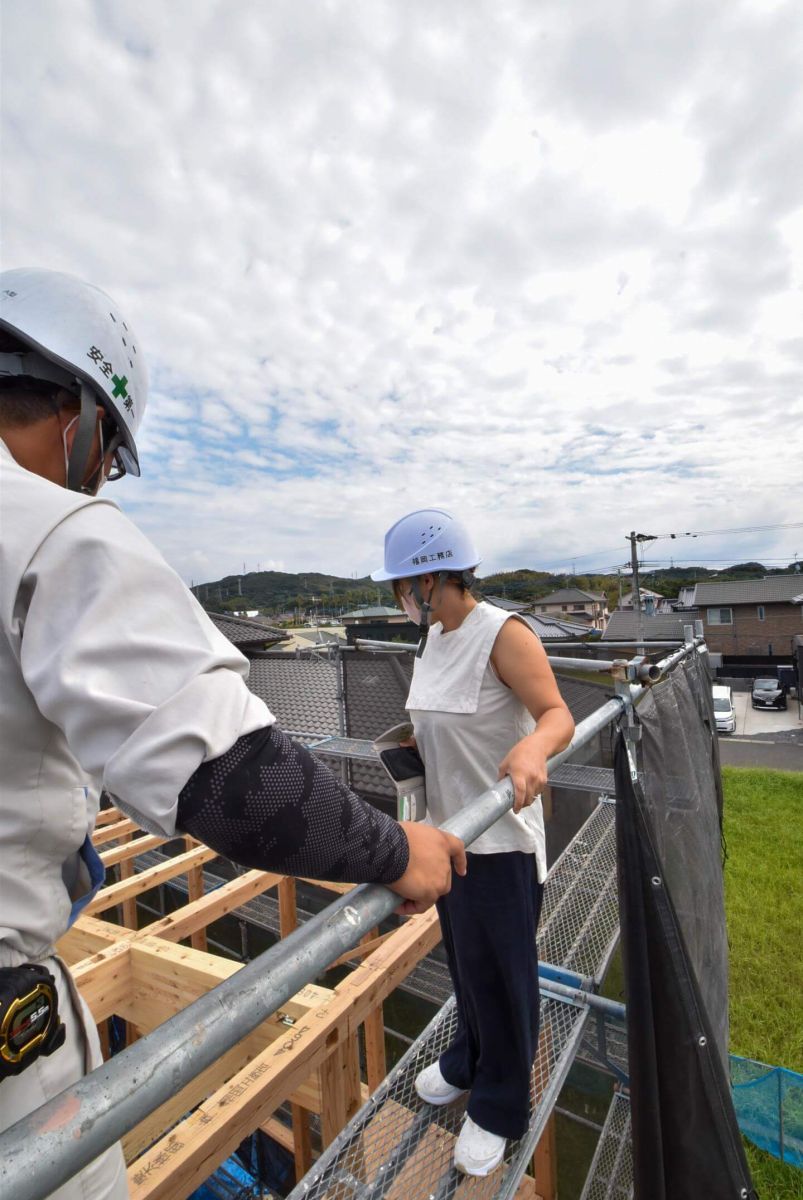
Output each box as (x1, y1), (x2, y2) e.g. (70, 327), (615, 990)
(0, 267), (147, 483)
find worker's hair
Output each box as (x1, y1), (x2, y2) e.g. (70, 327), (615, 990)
(391, 569), (476, 606)
(0, 330), (73, 427)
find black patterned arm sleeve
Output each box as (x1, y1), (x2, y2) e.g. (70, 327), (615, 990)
(176, 725), (410, 885)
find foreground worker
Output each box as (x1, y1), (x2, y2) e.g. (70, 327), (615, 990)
(0, 268), (466, 1199)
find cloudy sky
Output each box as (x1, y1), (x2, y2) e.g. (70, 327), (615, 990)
(3, 0), (802, 584)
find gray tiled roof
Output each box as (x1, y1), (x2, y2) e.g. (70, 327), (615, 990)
(243, 648), (609, 741)
(602, 611), (699, 641)
(207, 611), (288, 649)
(692, 576), (803, 605)
(536, 588), (606, 605)
(484, 595), (532, 613)
(341, 605), (404, 619)
(519, 613), (600, 641)
(246, 654), (340, 734)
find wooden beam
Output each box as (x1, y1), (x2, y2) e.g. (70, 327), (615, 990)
(290, 1103), (312, 1183)
(86, 846), (219, 915)
(328, 929), (394, 970)
(278, 876), (298, 938)
(144, 870), (282, 944)
(126, 909), (441, 1199)
(92, 816), (140, 846)
(99, 833), (168, 870)
(319, 1033), (362, 1147)
(70, 941), (132, 1022)
(94, 806), (124, 826)
(259, 1116), (296, 1157)
(184, 837), (207, 953)
(299, 877), (356, 896)
(359, 928), (386, 1094)
(533, 1113), (557, 1200)
(57, 914), (132, 963)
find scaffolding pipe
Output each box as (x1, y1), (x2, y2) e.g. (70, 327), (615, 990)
(539, 977), (627, 1022)
(354, 640), (663, 682)
(0, 638), (703, 1200)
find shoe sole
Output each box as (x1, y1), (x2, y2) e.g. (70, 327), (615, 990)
(415, 1084), (466, 1106)
(454, 1148), (505, 1177)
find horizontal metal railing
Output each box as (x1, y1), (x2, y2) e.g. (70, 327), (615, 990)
(0, 638), (704, 1200)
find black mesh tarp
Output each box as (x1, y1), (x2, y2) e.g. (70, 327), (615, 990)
(614, 657), (755, 1199)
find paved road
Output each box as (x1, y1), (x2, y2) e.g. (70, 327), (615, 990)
(715, 691), (803, 769)
(730, 691), (802, 736)
(718, 736), (803, 771)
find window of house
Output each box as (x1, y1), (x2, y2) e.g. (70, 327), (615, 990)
(707, 607), (733, 625)
(757, 605), (765, 621)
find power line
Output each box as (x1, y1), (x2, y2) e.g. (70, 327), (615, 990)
(651, 521), (803, 540)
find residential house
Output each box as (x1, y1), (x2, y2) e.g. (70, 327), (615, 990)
(681, 576), (803, 660)
(340, 604), (416, 647)
(206, 611), (288, 652)
(340, 605), (409, 626)
(602, 611), (701, 643)
(619, 588), (672, 614)
(531, 588), (609, 632)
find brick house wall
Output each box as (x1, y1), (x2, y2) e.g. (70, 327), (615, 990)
(701, 602), (803, 656)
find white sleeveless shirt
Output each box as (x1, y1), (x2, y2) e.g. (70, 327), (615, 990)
(406, 602), (547, 881)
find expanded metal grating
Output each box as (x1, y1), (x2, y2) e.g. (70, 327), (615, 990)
(577, 1014), (629, 1083)
(578, 1093), (633, 1200)
(548, 763), (617, 795)
(289, 994), (590, 1200)
(308, 736), (379, 760)
(538, 803), (619, 984)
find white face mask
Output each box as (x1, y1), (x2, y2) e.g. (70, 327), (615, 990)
(400, 592), (422, 625)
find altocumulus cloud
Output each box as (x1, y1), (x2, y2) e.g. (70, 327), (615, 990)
(2, 0), (802, 579)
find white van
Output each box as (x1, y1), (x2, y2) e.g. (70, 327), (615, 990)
(712, 685), (736, 734)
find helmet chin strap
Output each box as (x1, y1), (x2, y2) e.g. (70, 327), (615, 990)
(65, 384), (100, 493)
(411, 572), (448, 659)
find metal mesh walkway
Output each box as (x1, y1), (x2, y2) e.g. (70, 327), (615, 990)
(286, 799), (623, 1200)
(538, 803), (618, 985)
(400, 800), (619, 1008)
(289, 995), (590, 1200)
(578, 1093), (632, 1200)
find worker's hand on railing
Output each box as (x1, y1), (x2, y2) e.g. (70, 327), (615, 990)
(391, 822), (467, 915)
(498, 734), (550, 813)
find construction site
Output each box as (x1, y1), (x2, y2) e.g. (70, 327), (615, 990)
(0, 626), (753, 1200)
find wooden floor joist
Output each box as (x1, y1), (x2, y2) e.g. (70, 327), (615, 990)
(52, 809), (445, 1200)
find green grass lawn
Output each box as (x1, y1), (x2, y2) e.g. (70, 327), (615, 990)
(723, 766), (803, 1199)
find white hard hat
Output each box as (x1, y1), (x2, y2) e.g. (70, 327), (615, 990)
(0, 267), (147, 479)
(371, 508), (482, 581)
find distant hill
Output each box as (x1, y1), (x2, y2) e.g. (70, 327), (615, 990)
(192, 562), (801, 618)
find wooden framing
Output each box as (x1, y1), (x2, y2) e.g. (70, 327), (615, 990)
(56, 810), (446, 1200)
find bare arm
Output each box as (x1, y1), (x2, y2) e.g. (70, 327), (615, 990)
(491, 619), (575, 812)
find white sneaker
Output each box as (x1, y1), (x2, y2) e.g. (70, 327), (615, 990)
(453, 1116), (506, 1177)
(414, 1062), (467, 1106)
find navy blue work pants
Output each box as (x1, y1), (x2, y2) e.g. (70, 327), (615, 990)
(436, 850), (543, 1140)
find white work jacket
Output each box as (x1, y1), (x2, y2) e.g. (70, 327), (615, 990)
(0, 440), (273, 962)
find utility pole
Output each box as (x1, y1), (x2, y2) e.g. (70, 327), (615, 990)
(629, 531), (658, 652)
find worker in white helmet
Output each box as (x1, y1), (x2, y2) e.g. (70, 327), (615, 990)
(0, 270), (466, 1200)
(372, 510), (575, 1177)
